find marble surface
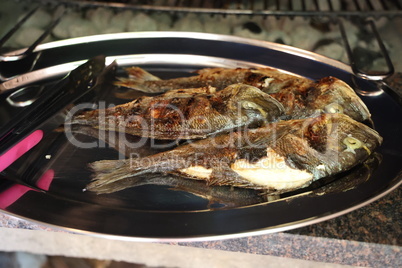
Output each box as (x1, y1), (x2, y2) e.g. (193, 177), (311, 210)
(287, 185), (401, 245)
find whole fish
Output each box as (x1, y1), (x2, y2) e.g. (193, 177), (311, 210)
(85, 113), (382, 195)
(70, 84), (284, 140)
(116, 67), (312, 94)
(116, 67), (371, 122)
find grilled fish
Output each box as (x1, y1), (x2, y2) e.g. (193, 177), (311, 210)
(70, 84), (284, 140)
(85, 113), (382, 194)
(117, 67), (312, 94)
(116, 67), (371, 122)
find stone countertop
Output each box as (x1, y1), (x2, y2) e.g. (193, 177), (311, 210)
(286, 185), (401, 245)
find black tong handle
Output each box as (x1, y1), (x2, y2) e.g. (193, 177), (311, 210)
(0, 55), (106, 155)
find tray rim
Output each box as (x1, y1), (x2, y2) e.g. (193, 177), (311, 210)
(5, 31), (352, 70)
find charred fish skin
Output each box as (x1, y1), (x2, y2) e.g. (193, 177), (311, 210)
(86, 113), (382, 194)
(116, 67), (312, 94)
(268, 76), (371, 121)
(70, 84), (284, 140)
(305, 77), (371, 122)
(67, 124), (175, 158)
(116, 67), (371, 122)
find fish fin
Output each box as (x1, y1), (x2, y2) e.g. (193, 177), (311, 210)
(114, 67), (162, 92)
(89, 159), (128, 174)
(87, 176), (147, 194)
(114, 77), (152, 92)
(85, 158), (146, 191)
(86, 149), (193, 191)
(125, 67), (161, 81)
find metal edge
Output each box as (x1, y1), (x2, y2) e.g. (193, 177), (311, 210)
(1, 53), (304, 92)
(4, 31), (353, 73)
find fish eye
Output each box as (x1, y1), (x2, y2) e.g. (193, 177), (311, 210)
(343, 137), (362, 149)
(325, 103), (344, 114)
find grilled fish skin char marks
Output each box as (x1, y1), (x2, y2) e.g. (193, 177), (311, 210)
(270, 76), (371, 122)
(116, 67), (371, 122)
(70, 84), (284, 140)
(86, 113), (382, 195)
(116, 67), (312, 94)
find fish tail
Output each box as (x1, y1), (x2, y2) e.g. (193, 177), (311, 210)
(125, 67), (161, 81)
(114, 67), (162, 92)
(86, 158), (146, 191)
(89, 159), (128, 174)
(114, 77), (150, 92)
(86, 151), (190, 191)
(88, 176), (147, 194)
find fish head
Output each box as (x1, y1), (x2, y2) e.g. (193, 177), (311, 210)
(224, 84), (285, 124)
(307, 77), (371, 122)
(299, 113), (382, 175)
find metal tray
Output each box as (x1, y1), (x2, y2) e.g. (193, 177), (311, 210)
(0, 32), (401, 241)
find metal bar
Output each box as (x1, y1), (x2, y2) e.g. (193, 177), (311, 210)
(365, 0), (374, 11)
(263, 0), (269, 10)
(21, 7), (66, 56)
(0, 6), (65, 62)
(301, 0), (306, 11)
(327, 0), (333, 11)
(249, 0), (255, 11)
(338, 19), (394, 81)
(313, 0), (320, 10)
(0, 7), (39, 48)
(353, 0), (362, 11)
(235, 0), (242, 10)
(26, 0), (402, 17)
(395, 0), (402, 10)
(379, 0), (388, 10)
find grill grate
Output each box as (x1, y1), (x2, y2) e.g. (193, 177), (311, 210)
(0, 0), (401, 82)
(33, 0), (402, 18)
